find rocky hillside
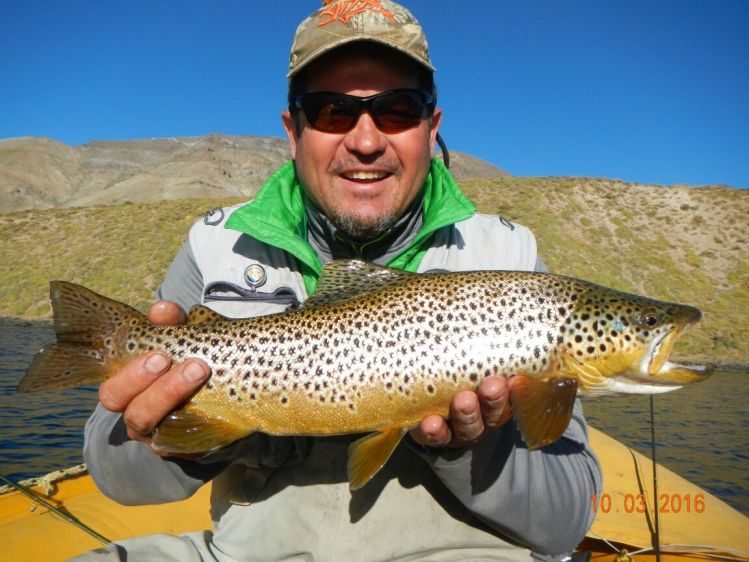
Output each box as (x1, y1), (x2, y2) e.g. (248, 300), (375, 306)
(0, 135), (507, 212)
(0, 135), (289, 211)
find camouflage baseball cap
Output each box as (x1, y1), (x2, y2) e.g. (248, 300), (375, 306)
(288, 0), (435, 78)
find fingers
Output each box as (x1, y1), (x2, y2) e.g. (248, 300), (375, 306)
(410, 376), (512, 450)
(477, 376), (511, 427)
(121, 359), (210, 442)
(148, 300), (187, 325)
(99, 351), (173, 413)
(449, 390), (484, 446)
(410, 415), (452, 447)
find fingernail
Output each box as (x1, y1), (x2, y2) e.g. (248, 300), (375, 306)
(183, 361), (208, 383)
(145, 353), (169, 375)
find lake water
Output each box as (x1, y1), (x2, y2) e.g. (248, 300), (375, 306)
(1, 319), (747, 515)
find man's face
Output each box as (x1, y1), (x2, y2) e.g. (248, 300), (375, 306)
(282, 50), (442, 241)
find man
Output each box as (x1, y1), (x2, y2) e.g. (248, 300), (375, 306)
(79, 1), (601, 560)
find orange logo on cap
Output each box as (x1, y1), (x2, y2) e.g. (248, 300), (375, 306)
(318, 0), (396, 27)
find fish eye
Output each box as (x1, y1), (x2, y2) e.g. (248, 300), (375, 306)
(637, 310), (660, 328)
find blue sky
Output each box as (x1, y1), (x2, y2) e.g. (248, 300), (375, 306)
(2, 1), (748, 188)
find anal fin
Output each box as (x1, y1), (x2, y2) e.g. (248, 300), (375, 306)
(347, 426), (407, 490)
(152, 403), (249, 454)
(509, 375), (578, 449)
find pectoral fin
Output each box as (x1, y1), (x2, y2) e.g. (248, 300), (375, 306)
(509, 375), (578, 449)
(152, 403), (249, 454)
(347, 426), (407, 490)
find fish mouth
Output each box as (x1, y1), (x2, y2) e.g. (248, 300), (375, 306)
(637, 323), (713, 386)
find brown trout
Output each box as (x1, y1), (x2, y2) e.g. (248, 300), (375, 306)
(18, 260), (712, 489)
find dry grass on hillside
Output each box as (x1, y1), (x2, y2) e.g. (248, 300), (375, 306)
(0, 198), (242, 316)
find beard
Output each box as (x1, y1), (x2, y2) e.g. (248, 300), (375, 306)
(328, 210), (398, 243)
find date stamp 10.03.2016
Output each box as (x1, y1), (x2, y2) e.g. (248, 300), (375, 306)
(591, 493), (706, 515)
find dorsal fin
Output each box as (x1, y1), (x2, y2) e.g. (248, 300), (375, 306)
(304, 259), (413, 308)
(187, 305), (228, 324)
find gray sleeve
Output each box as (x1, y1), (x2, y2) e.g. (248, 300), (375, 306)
(534, 255), (549, 273)
(83, 404), (226, 505)
(416, 400), (602, 556)
(156, 239), (204, 311)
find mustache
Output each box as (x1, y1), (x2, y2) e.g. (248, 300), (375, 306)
(329, 156), (399, 175)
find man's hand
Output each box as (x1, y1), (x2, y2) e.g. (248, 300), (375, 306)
(409, 376), (512, 448)
(98, 301), (211, 450)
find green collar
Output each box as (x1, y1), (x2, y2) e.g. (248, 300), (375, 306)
(225, 158), (475, 296)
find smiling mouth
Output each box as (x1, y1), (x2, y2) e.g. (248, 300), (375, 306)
(343, 171), (390, 182)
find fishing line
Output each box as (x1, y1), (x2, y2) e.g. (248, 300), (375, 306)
(585, 529), (622, 555)
(0, 473), (111, 544)
(650, 395), (662, 562)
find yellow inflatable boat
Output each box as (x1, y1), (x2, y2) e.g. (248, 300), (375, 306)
(1, 428), (747, 561)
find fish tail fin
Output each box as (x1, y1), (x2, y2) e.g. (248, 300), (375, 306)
(17, 281), (143, 392)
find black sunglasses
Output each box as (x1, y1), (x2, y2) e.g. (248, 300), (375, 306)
(294, 89), (436, 134)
